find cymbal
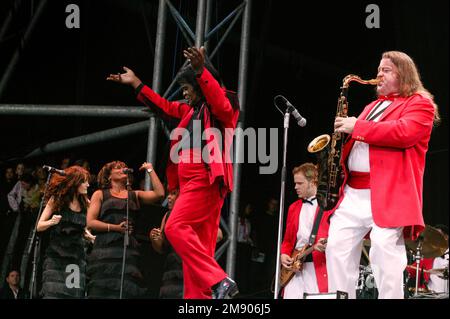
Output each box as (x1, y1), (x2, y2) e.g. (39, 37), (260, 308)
(405, 225), (448, 258)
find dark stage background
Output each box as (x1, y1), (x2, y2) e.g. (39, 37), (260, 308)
(0, 0), (448, 298)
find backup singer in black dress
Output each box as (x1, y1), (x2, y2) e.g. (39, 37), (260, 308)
(37, 165), (94, 298)
(86, 161), (164, 298)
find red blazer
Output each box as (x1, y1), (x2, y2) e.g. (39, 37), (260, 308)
(281, 199), (330, 292)
(137, 68), (239, 194)
(336, 93), (435, 240)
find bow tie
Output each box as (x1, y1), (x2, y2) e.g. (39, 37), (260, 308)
(378, 94), (399, 101)
(302, 197), (316, 205)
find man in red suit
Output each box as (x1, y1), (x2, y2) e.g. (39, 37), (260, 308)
(326, 51), (440, 298)
(107, 46), (239, 299)
(280, 163), (329, 298)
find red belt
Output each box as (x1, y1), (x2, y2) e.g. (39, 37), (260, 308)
(347, 171), (370, 189)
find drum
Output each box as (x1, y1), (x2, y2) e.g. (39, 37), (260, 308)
(356, 265), (378, 299)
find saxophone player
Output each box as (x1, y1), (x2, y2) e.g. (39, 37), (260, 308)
(326, 51), (440, 299)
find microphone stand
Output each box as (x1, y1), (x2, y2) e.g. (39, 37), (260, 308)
(28, 171), (53, 299)
(413, 237), (424, 297)
(119, 174), (131, 299)
(273, 109), (292, 299)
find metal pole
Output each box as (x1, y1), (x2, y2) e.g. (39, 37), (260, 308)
(0, 0), (24, 42)
(23, 120), (150, 159)
(273, 111), (290, 299)
(204, 0), (213, 52)
(145, 0), (167, 191)
(0, 0), (48, 100)
(26, 171), (53, 298)
(226, 0), (251, 279)
(0, 104), (151, 118)
(209, 5), (244, 60)
(165, 0), (195, 45)
(205, 2), (246, 43)
(195, 0), (207, 47)
(162, 2), (244, 100)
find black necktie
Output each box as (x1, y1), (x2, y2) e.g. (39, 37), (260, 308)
(366, 100), (391, 121)
(302, 197), (316, 205)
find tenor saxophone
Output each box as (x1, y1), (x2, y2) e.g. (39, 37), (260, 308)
(307, 74), (380, 210)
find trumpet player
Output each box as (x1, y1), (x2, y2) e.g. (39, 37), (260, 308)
(326, 51), (440, 299)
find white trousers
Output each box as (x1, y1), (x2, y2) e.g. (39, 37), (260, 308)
(326, 185), (407, 299)
(283, 262), (319, 299)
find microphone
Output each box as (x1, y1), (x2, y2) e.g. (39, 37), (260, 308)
(42, 165), (66, 176)
(274, 95), (307, 127)
(123, 168), (134, 174)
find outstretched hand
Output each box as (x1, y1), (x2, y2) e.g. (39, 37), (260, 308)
(183, 46), (205, 75)
(107, 66), (142, 89)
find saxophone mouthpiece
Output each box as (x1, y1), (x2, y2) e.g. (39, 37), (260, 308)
(343, 74), (380, 87)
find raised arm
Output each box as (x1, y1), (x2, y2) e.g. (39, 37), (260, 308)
(184, 47), (236, 126)
(106, 66), (142, 90)
(107, 66), (190, 120)
(136, 162), (165, 205)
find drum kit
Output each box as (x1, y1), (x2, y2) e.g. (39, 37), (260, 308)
(356, 225), (448, 299)
(356, 264), (379, 299)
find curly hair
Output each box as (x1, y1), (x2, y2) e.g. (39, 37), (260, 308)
(97, 161), (127, 189)
(176, 61), (224, 97)
(44, 165), (90, 212)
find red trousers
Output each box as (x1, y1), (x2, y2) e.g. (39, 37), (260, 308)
(164, 150), (227, 299)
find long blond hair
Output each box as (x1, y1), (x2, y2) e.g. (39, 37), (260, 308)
(382, 51), (440, 126)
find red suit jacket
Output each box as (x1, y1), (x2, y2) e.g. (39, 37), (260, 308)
(137, 68), (239, 193)
(281, 199), (330, 292)
(336, 93), (435, 240)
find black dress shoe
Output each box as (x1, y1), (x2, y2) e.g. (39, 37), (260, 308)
(212, 277), (239, 299)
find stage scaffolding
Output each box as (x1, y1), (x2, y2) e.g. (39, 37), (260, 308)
(0, 0), (252, 282)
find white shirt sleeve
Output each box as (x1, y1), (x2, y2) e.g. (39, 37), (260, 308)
(7, 181), (22, 212)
